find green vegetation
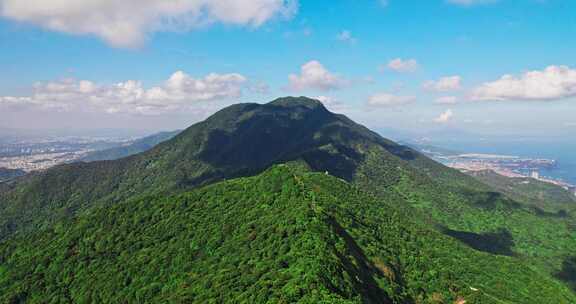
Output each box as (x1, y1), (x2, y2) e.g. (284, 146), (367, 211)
(1, 165), (573, 303)
(1, 96), (576, 302)
(353, 146), (576, 286)
(0, 97), (399, 240)
(78, 130), (181, 162)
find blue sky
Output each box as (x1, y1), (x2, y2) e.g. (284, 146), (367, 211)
(0, 0), (575, 137)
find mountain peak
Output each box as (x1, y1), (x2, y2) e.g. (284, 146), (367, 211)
(267, 96), (326, 109)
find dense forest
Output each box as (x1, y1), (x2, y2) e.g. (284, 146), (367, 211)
(1, 165), (574, 303)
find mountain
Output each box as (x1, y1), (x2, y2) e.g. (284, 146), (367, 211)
(1, 97), (575, 302)
(78, 130), (181, 162)
(0, 96), (421, 240)
(0, 168), (25, 183)
(467, 169), (576, 213)
(1, 164), (574, 303)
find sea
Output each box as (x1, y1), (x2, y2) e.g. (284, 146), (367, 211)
(426, 139), (576, 185)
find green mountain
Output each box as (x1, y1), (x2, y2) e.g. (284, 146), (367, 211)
(1, 165), (574, 303)
(0, 96), (418, 240)
(78, 130), (181, 162)
(0, 168), (25, 183)
(1, 97), (575, 302)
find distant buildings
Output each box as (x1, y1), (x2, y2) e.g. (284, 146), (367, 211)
(416, 145), (575, 196)
(0, 151), (90, 172)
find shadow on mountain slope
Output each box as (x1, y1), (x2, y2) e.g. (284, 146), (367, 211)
(196, 101), (367, 182)
(326, 216), (394, 304)
(557, 256), (576, 292)
(440, 227), (516, 256)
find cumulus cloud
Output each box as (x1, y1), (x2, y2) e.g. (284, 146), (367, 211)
(434, 96), (459, 105)
(386, 58), (419, 73)
(434, 109), (454, 123)
(336, 30), (356, 44)
(314, 95), (349, 112)
(471, 65), (576, 101)
(314, 95), (335, 106)
(423, 76), (462, 92)
(0, 0), (298, 48)
(367, 93), (416, 107)
(288, 60), (347, 91)
(0, 71), (247, 115)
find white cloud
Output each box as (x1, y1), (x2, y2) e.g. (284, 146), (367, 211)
(367, 93), (416, 107)
(386, 58), (419, 73)
(288, 60), (347, 91)
(336, 30), (356, 44)
(423, 76), (462, 92)
(447, 0), (498, 6)
(314, 95), (349, 112)
(565, 122), (576, 127)
(314, 95), (335, 106)
(434, 96), (459, 104)
(434, 109), (454, 123)
(0, 0), (298, 48)
(471, 65), (576, 101)
(0, 71), (247, 115)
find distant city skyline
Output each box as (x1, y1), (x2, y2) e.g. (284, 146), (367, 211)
(1, 0), (575, 136)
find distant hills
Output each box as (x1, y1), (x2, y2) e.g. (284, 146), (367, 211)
(78, 130), (181, 162)
(0, 97), (575, 303)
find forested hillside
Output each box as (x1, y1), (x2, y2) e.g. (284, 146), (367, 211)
(0, 97), (418, 240)
(1, 165), (573, 303)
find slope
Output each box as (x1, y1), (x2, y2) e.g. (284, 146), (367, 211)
(351, 141), (576, 286)
(0, 96), (416, 240)
(0, 165), (573, 303)
(467, 169), (576, 213)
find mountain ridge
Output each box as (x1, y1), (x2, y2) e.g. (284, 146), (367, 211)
(0, 97), (422, 240)
(78, 130), (181, 163)
(1, 96), (575, 302)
